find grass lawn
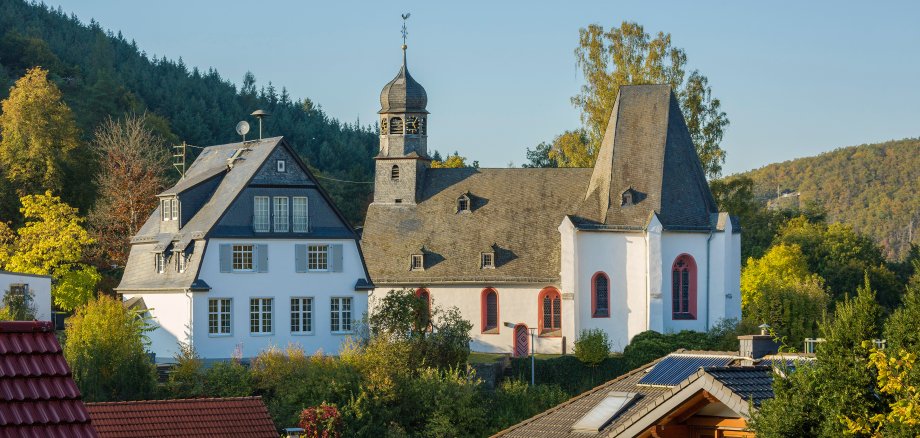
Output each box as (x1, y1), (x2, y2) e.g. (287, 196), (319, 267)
(468, 352), (507, 364)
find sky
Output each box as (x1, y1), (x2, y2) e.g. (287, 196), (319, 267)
(44, 0), (920, 174)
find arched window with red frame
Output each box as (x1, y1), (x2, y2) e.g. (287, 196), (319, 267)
(671, 254), (697, 320)
(415, 288), (432, 331)
(538, 287), (562, 336)
(481, 288), (499, 334)
(592, 272), (610, 318)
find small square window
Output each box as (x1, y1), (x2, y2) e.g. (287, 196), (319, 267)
(277, 160), (286, 172)
(481, 252), (495, 269)
(308, 245), (329, 271)
(411, 254), (424, 271)
(232, 245), (254, 271)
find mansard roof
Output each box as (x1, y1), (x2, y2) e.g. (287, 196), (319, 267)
(576, 85), (719, 230)
(361, 167), (593, 284)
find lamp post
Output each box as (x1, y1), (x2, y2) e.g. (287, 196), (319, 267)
(505, 322), (538, 386)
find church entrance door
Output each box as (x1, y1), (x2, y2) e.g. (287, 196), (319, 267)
(513, 324), (529, 358)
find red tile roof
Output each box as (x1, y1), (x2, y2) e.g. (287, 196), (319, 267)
(85, 396), (278, 437)
(0, 320), (98, 437)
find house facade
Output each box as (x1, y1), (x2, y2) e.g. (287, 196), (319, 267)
(360, 46), (742, 355)
(116, 137), (371, 361)
(0, 270), (52, 321)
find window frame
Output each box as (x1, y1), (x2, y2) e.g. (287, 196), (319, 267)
(307, 244), (329, 272)
(481, 252), (495, 269)
(171, 198), (179, 221)
(273, 196), (289, 232)
(232, 244), (255, 272)
(330, 296), (353, 334)
(391, 164), (400, 180)
(292, 196), (309, 233)
(208, 298), (232, 336)
(592, 272), (610, 318)
(480, 288), (500, 334)
(253, 196), (270, 232)
(290, 297), (314, 335)
(457, 195), (471, 212)
(538, 287), (562, 337)
(415, 288), (432, 332)
(249, 297), (274, 335)
(671, 254), (698, 320)
(410, 254), (424, 271)
(277, 159), (286, 173)
(176, 252), (187, 273)
(155, 252), (166, 274)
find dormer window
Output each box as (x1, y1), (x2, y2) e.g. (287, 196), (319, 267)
(155, 253), (166, 274)
(176, 252), (188, 273)
(621, 188), (643, 207)
(389, 117), (403, 134)
(457, 194), (471, 213)
(411, 254), (424, 271)
(481, 252), (495, 269)
(161, 198), (179, 221)
(277, 160), (286, 172)
(621, 190), (633, 206)
(391, 165), (400, 180)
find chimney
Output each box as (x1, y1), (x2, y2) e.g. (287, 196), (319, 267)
(738, 324), (779, 360)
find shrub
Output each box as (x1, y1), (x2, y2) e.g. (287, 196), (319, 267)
(508, 355), (628, 395)
(486, 379), (569, 432)
(299, 402), (343, 438)
(204, 360), (251, 397)
(573, 328), (611, 367)
(165, 343), (204, 398)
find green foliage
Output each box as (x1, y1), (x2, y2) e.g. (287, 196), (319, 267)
(430, 151), (478, 169)
(509, 354), (628, 395)
(522, 142), (558, 168)
(250, 345), (361, 429)
(573, 328), (611, 367)
(741, 138), (920, 260)
(621, 323), (744, 370)
(0, 2), (379, 224)
(203, 360), (252, 398)
(569, 21), (728, 178)
(1, 191), (99, 311)
(165, 343), (204, 398)
(0, 67), (86, 207)
(741, 244), (829, 346)
(0, 285), (36, 320)
(64, 294), (156, 402)
(485, 379), (569, 432)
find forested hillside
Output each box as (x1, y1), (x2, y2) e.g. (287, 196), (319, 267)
(0, 0), (376, 223)
(739, 138), (919, 259)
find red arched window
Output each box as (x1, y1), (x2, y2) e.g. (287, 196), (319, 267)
(415, 288), (432, 331)
(481, 288), (499, 334)
(538, 287), (562, 336)
(672, 254), (697, 320)
(592, 272), (610, 318)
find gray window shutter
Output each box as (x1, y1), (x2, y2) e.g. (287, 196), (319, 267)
(331, 244), (343, 272)
(295, 244), (307, 273)
(257, 244), (269, 272)
(219, 244), (232, 273)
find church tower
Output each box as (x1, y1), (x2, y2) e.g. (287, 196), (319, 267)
(373, 38), (430, 205)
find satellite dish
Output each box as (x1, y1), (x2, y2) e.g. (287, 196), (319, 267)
(235, 121), (250, 137)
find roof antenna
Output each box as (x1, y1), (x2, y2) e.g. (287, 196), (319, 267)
(251, 109), (270, 140)
(235, 120), (250, 143)
(172, 141), (187, 178)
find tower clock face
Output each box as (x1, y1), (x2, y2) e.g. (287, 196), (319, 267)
(405, 116), (420, 134)
(380, 118), (388, 134)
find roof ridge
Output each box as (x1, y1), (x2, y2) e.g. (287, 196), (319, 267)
(0, 321), (54, 333)
(85, 396), (263, 406)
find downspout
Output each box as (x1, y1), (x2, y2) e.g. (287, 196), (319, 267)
(705, 231), (713, 331)
(185, 288), (193, 348)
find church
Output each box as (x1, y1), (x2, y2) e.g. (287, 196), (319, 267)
(360, 45), (742, 355)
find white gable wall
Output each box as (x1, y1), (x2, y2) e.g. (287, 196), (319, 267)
(192, 238), (367, 359)
(660, 231), (712, 333)
(122, 291), (190, 360)
(0, 272), (52, 321)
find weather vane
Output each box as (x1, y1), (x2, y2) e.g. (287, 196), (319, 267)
(401, 13), (410, 46)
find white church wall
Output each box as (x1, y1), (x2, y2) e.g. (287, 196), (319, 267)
(193, 238), (368, 359)
(708, 231), (728, 328)
(572, 230), (648, 352)
(369, 284), (566, 354)
(123, 291), (190, 362)
(660, 232), (712, 334)
(726, 228), (742, 321)
(0, 272), (52, 322)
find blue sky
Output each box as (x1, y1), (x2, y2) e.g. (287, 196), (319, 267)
(45, 0), (920, 174)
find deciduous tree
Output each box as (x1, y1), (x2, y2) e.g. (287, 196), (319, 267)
(568, 21), (728, 178)
(89, 114), (170, 267)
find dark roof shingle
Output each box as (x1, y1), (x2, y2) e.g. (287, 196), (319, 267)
(85, 396), (277, 438)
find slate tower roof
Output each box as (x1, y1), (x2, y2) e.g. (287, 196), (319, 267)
(379, 46), (428, 114)
(578, 85), (719, 230)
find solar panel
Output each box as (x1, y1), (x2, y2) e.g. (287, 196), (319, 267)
(571, 391), (637, 433)
(637, 354), (736, 387)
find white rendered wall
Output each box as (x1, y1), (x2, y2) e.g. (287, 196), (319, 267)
(660, 232), (712, 334)
(0, 272), (52, 321)
(123, 292), (190, 361)
(191, 238), (368, 360)
(369, 284), (566, 354)
(570, 229), (648, 352)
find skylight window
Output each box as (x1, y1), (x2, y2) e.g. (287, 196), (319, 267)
(571, 392), (637, 434)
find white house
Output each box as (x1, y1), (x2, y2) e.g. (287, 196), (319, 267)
(0, 270), (52, 321)
(116, 137), (372, 361)
(360, 45), (741, 355)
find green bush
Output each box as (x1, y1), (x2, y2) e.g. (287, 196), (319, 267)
(165, 343), (204, 398)
(573, 328), (611, 367)
(486, 379), (569, 432)
(204, 360), (251, 397)
(509, 354), (628, 395)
